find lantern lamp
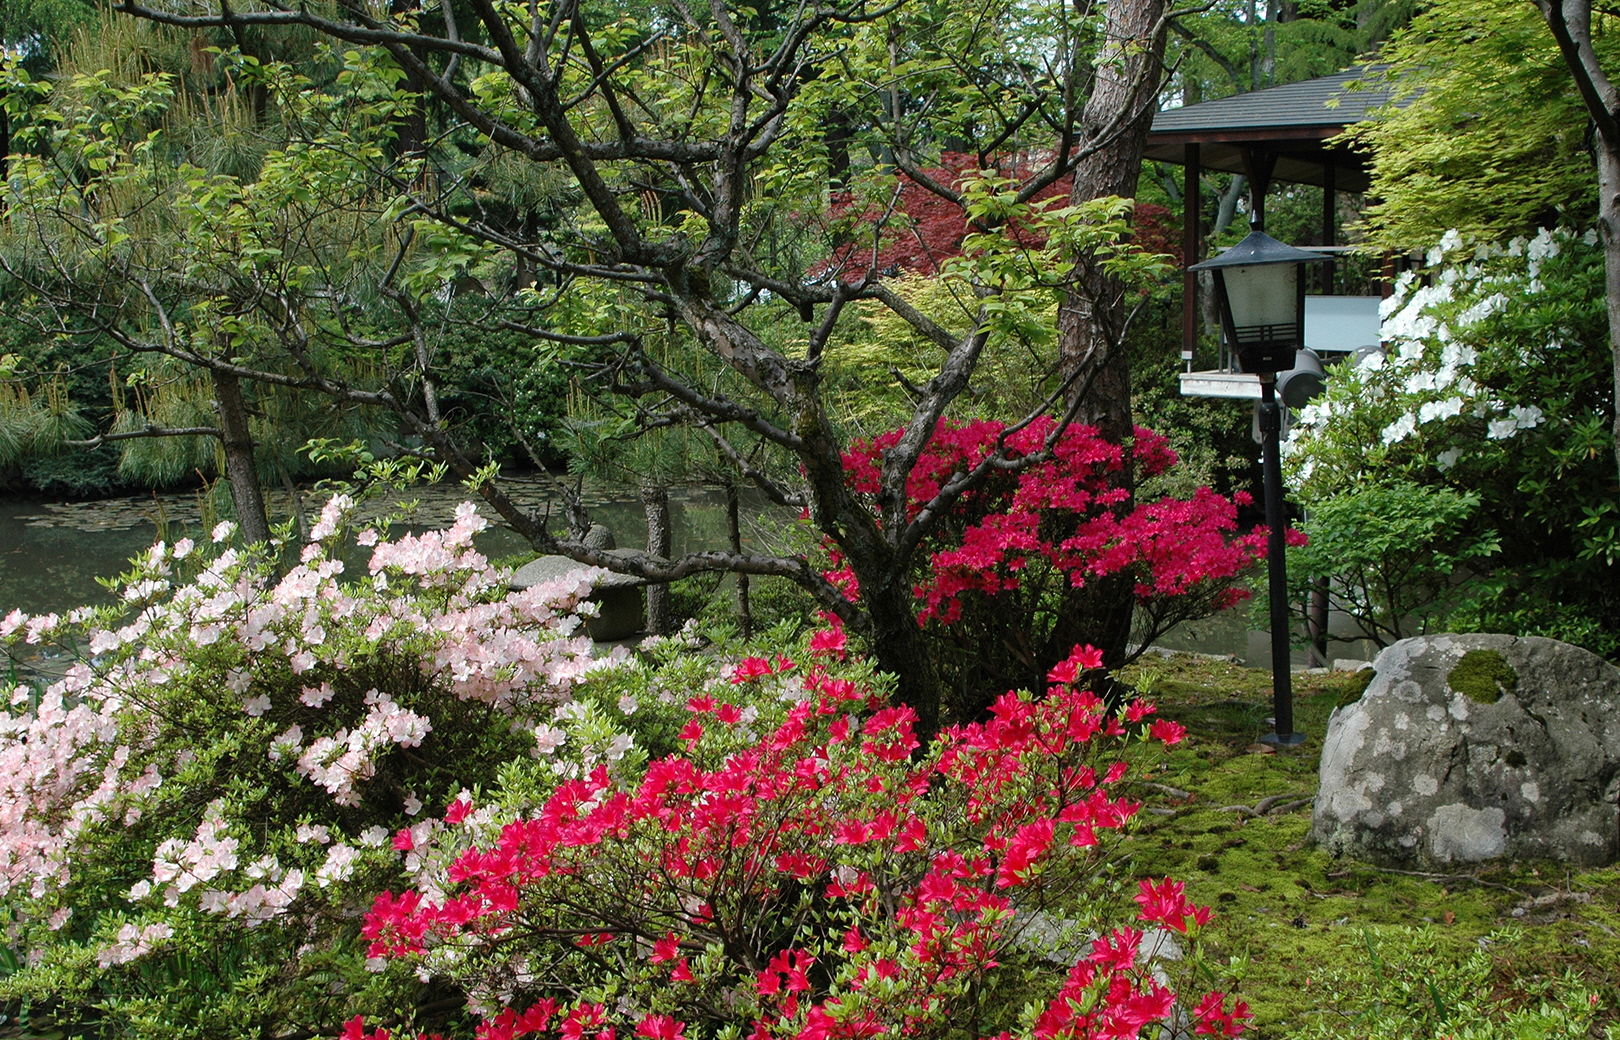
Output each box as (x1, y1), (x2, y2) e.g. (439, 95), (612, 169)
(1187, 230), (1331, 746)
(1189, 231), (1332, 373)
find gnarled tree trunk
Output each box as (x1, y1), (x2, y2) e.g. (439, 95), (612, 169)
(1056, 0), (1168, 670)
(211, 369), (271, 545)
(1061, 0), (1168, 438)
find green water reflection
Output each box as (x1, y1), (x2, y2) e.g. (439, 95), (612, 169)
(1, 487), (1354, 669)
(0, 484), (762, 618)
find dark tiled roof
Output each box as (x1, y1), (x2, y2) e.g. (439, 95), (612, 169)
(1151, 66), (1394, 134)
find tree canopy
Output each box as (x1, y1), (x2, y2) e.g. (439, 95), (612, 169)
(0, 0), (1217, 731)
(1343, 0), (1612, 249)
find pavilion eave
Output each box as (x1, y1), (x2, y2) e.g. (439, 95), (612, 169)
(1143, 138), (1371, 193)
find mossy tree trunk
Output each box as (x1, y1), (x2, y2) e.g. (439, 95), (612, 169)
(724, 478), (753, 639)
(642, 484), (672, 636)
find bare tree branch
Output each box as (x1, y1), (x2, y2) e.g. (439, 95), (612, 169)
(63, 425), (221, 449)
(692, 420), (806, 509)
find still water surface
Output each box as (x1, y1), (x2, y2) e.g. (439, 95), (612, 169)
(1, 485), (1327, 667)
(0, 482), (747, 616)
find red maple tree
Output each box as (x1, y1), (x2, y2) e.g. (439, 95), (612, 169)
(820, 153), (1179, 279)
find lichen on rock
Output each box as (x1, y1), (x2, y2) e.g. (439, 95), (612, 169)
(1313, 634), (1620, 868)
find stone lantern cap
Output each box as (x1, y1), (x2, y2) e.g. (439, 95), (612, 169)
(507, 526), (668, 643)
(509, 548), (664, 591)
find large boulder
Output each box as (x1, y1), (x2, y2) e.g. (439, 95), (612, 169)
(1313, 634), (1620, 867)
(510, 545), (662, 642)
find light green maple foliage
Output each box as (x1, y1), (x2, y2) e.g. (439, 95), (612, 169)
(1343, 0), (1617, 249)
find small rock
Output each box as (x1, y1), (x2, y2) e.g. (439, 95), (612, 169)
(510, 548), (664, 641)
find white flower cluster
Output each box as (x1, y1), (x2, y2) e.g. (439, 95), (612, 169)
(1286, 227), (1581, 489)
(1487, 404), (1545, 440)
(151, 800), (239, 896)
(195, 861), (306, 926)
(531, 699), (638, 776)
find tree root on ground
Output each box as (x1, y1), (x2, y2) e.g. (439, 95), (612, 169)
(1218, 792), (1312, 817)
(1325, 864), (1527, 896)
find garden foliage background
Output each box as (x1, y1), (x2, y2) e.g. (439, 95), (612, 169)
(2, 0), (1620, 1033)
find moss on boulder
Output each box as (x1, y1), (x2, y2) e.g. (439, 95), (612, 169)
(1447, 648), (1517, 704)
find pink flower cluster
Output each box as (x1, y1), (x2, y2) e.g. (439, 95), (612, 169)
(292, 691), (433, 806)
(1023, 930), (1173, 1040)
(0, 497), (613, 960)
(151, 800), (240, 895)
(353, 640), (1236, 1040)
(96, 921), (174, 968)
(839, 418), (1269, 625)
(0, 678), (131, 899)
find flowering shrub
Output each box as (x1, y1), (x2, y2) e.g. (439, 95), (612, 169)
(837, 417), (1267, 711)
(0, 499), (620, 1038)
(1, 492), (1246, 1039)
(350, 640), (1246, 1040)
(1283, 227), (1619, 656)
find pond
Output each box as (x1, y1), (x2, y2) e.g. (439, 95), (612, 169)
(0, 484), (1357, 669)
(0, 481), (755, 614)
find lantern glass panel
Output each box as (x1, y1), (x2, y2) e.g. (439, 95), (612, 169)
(1222, 262), (1298, 334)
(1220, 262), (1302, 371)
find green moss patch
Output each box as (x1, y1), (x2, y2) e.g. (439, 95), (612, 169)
(1114, 653), (1619, 1038)
(1447, 648), (1517, 704)
(1340, 666), (1377, 706)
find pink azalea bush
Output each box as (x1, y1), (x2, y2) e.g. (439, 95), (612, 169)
(345, 639), (1248, 1040)
(0, 498), (625, 1037)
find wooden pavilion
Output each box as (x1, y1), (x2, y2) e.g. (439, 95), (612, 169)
(1143, 66), (1397, 375)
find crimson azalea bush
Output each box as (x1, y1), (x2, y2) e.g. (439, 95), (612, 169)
(346, 639), (1248, 1040)
(836, 417), (1267, 716)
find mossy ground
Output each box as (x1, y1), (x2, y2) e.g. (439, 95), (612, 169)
(1114, 653), (1620, 1038)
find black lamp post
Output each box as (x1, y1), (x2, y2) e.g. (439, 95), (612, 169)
(1189, 230), (1330, 746)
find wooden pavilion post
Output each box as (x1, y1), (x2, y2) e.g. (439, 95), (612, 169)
(1320, 162), (1337, 291)
(1307, 158), (1335, 667)
(1182, 143), (1201, 364)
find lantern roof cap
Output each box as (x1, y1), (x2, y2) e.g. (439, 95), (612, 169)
(1189, 230), (1334, 271)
